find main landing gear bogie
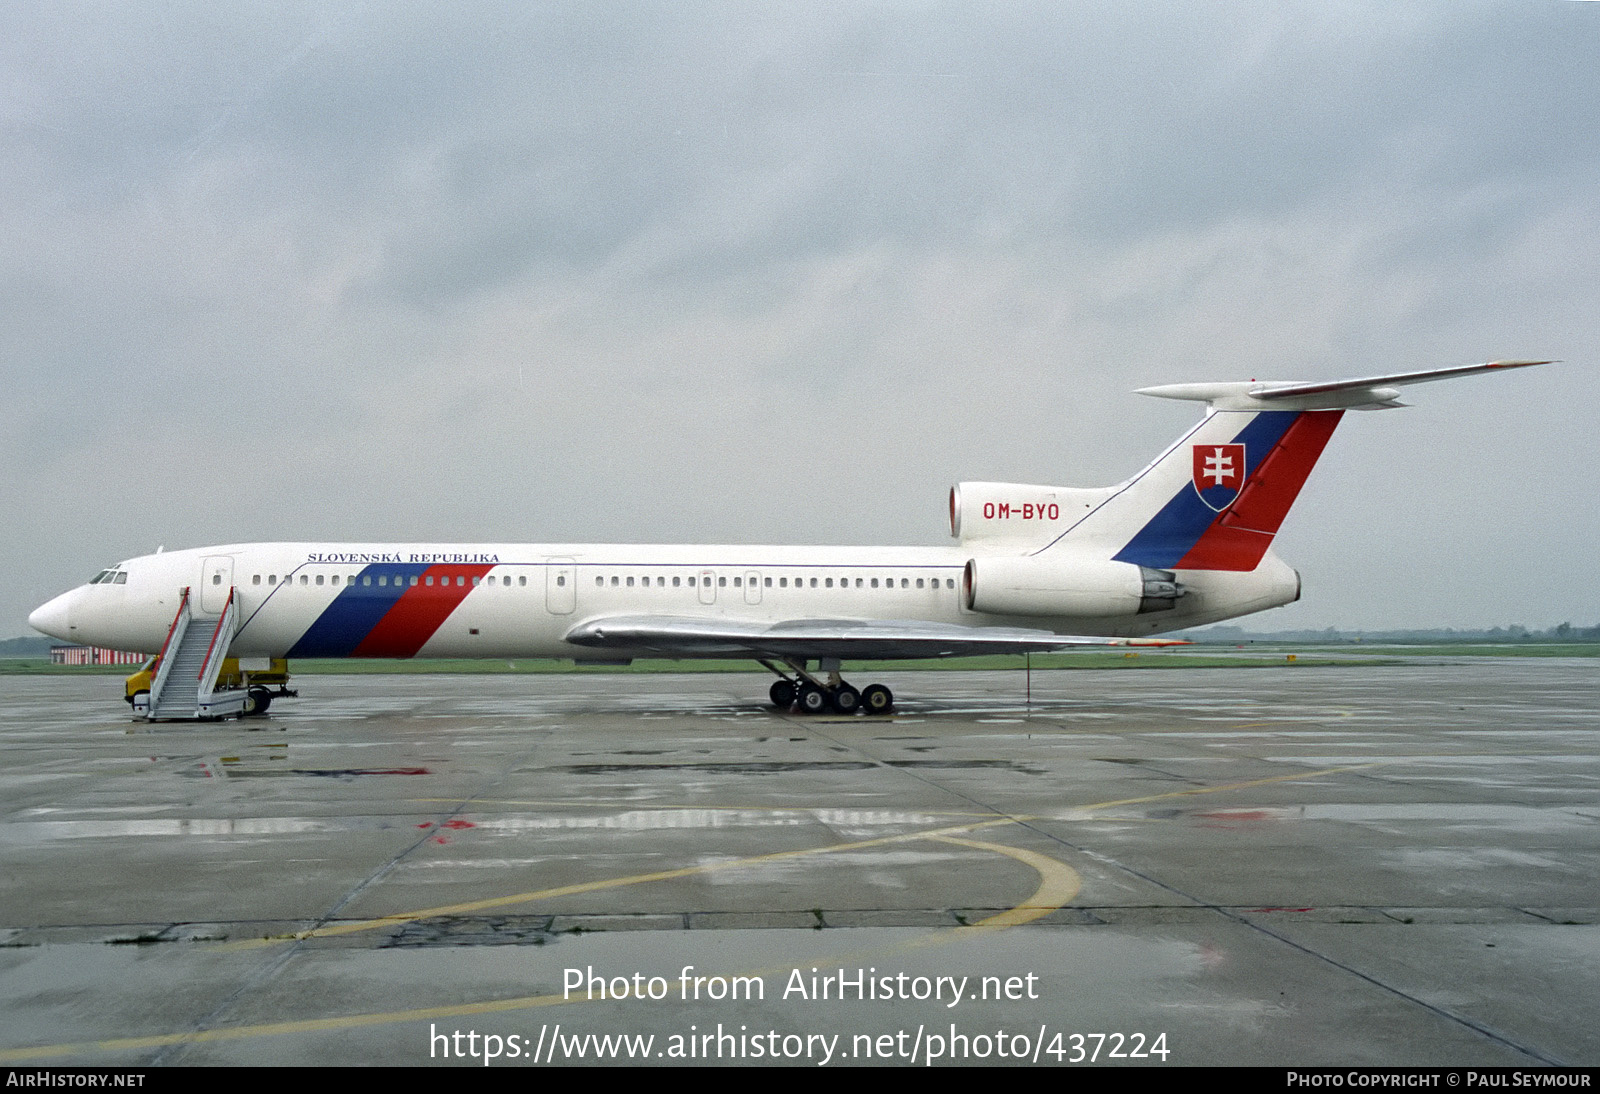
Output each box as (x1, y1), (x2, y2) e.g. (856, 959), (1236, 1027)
(763, 661), (893, 716)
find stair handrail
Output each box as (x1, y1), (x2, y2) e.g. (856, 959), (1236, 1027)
(147, 587), (191, 709)
(196, 588), (238, 702)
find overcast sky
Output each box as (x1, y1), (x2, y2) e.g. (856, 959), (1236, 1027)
(5, 1), (1597, 637)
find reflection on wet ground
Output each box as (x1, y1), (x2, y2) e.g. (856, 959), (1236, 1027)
(0, 662), (1595, 1065)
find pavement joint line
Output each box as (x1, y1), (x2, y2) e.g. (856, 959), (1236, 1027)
(222, 816), (1037, 948)
(0, 829), (1082, 1063)
(243, 760), (1383, 948)
(149, 724), (562, 1064)
(1, 757), (1378, 1062)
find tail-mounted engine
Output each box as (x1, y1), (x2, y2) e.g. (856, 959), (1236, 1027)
(949, 482), (1116, 547)
(963, 554), (1186, 618)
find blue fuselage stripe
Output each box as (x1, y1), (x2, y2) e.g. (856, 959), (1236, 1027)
(1113, 412), (1300, 569)
(285, 563), (433, 658)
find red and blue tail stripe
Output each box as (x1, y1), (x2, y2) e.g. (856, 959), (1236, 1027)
(287, 562), (494, 657)
(1113, 410), (1343, 571)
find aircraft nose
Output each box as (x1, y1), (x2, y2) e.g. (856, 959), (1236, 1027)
(28, 590), (74, 641)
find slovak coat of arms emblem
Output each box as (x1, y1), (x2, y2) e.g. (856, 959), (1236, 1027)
(1192, 443), (1246, 511)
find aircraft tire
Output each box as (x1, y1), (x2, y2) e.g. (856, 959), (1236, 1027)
(862, 684), (894, 715)
(797, 683), (829, 715)
(244, 687), (273, 717)
(830, 685), (861, 714)
(769, 679), (797, 709)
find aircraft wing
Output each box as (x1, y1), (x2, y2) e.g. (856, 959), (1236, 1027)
(564, 615), (1184, 661)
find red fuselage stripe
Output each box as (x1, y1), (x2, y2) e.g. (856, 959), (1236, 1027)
(350, 564), (495, 658)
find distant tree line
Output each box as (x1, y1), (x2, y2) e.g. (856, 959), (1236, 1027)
(1187, 623), (1600, 643)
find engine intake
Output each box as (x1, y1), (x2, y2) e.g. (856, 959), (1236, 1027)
(949, 482), (1115, 545)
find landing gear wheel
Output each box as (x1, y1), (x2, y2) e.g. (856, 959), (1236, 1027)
(797, 683), (829, 715)
(830, 685), (861, 714)
(244, 687), (273, 717)
(769, 679), (797, 709)
(861, 684), (894, 715)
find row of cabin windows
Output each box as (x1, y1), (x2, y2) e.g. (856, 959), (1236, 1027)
(243, 571), (955, 590)
(593, 574), (955, 590)
(248, 573), (532, 588)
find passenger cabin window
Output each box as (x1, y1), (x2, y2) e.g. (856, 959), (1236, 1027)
(253, 575), (261, 586)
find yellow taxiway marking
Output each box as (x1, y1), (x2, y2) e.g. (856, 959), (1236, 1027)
(1, 825), (1081, 1063)
(1, 761), (1369, 1061)
(223, 764), (1373, 949)
(928, 834), (1083, 927)
(225, 816), (1034, 949)
(1073, 763), (1384, 814)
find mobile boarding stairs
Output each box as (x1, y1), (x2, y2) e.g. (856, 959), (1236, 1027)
(135, 586), (248, 721)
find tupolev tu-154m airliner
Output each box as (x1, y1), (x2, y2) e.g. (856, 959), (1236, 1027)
(29, 360), (1551, 719)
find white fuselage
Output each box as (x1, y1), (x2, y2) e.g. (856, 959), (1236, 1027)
(31, 540), (1300, 660)
(29, 361), (1549, 676)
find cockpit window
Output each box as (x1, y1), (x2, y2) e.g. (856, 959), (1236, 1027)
(113, 572), (127, 584)
(90, 570), (112, 584)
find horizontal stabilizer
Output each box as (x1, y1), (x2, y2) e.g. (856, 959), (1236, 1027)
(1137, 360), (1554, 412)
